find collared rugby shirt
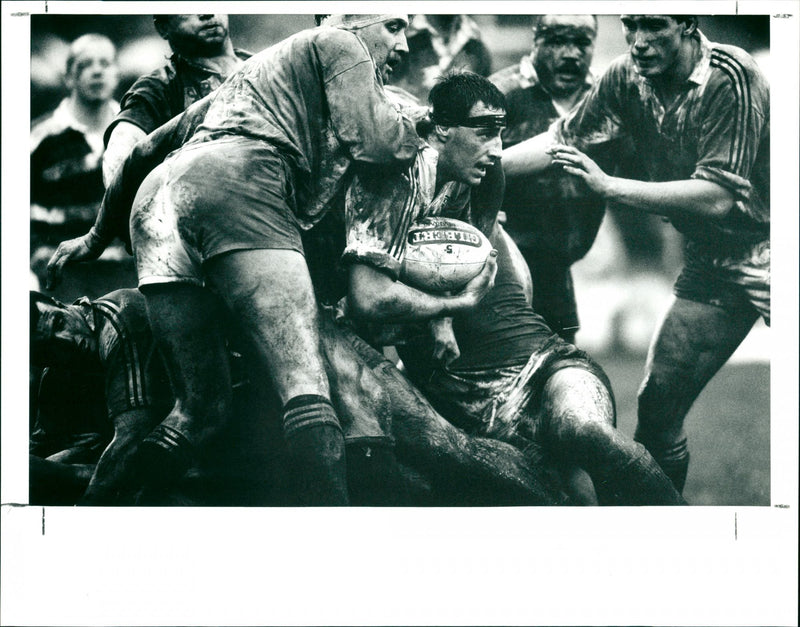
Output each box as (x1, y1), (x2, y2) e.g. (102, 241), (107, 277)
(558, 31), (769, 249)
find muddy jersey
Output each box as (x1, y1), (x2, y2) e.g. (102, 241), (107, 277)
(104, 49), (251, 143)
(398, 225), (556, 374)
(184, 26), (418, 229)
(557, 31), (769, 250)
(341, 143), (504, 280)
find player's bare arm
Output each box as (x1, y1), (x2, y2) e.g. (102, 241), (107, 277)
(346, 252), (498, 322)
(548, 144), (736, 219)
(102, 121), (147, 187)
(501, 130), (556, 177)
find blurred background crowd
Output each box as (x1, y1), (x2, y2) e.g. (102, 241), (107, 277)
(28, 13), (771, 504)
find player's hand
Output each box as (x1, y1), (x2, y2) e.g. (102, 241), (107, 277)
(45, 233), (103, 290)
(429, 317), (460, 366)
(547, 144), (611, 197)
(456, 249), (498, 309)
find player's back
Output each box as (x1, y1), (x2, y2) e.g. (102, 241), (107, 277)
(189, 27), (374, 171)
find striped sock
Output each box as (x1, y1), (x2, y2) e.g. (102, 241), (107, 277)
(282, 394), (341, 438)
(282, 395), (348, 505)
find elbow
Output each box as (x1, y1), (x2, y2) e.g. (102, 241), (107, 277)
(707, 194), (735, 219)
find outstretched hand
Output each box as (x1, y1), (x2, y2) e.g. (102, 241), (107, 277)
(45, 233), (103, 290)
(547, 144), (611, 197)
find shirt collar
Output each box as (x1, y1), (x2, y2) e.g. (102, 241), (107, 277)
(687, 30), (714, 86)
(172, 48), (249, 74)
(51, 99), (85, 132)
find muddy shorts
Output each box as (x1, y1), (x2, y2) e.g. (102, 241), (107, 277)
(674, 238), (770, 325)
(412, 335), (613, 442)
(130, 136), (303, 287)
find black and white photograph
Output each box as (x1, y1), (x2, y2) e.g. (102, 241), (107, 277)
(2, 1), (798, 625)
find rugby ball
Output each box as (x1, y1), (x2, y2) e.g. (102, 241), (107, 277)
(400, 217), (492, 293)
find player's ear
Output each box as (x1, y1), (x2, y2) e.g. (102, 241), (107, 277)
(433, 124), (450, 142)
(682, 17), (698, 36)
(153, 16), (172, 40)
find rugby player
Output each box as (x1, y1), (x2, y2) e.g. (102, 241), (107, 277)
(29, 285), (565, 506)
(30, 289), (173, 504)
(102, 14), (247, 186)
(343, 72), (684, 505)
(489, 15), (604, 343)
(503, 15), (770, 492)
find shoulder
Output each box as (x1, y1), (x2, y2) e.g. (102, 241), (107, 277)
(591, 54), (638, 99)
(603, 53), (637, 82)
(31, 100), (79, 150)
(128, 60), (177, 91)
(706, 43), (769, 99)
(307, 26), (360, 48)
(30, 109), (65, 150)
(92, 290), (150, 351)
(120, 64), (174, 107)
(93, 289), (148, 322)
(489, 64), (526, 93)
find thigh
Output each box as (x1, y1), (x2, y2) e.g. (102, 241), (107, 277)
(645, 297), (757, 390)
(639, 296), (758, 427)
(205, 248), (328, 403)
(141, 283), (232, 409)
(130, 162), (204, 288)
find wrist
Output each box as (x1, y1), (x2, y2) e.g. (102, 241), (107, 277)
(444, 293), (476, 316)
(85, 227), (109, 252)
(598, 174), (618, 200)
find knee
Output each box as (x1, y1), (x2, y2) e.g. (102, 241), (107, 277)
(543, 368), (614, 427)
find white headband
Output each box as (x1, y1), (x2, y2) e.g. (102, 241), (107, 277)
(323, 14), (408, 30)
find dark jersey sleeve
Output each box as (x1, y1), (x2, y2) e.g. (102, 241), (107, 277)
(103, 68), (178, 145)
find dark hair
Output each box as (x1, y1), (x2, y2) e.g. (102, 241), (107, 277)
(30, 291), (63, 336)
(314, 15), (329, 26)
(670, 15), (698, 27)
(429, 71), (506, 124)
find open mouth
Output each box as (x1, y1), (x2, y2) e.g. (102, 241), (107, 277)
(555, 67), (581, 81)
(385, 54), (401, 74)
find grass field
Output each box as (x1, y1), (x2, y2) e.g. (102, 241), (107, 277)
(592, 350), (770, 506)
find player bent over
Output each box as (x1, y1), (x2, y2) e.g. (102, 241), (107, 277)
(343, 72), (684, 504)
(124, 15), (428, 505)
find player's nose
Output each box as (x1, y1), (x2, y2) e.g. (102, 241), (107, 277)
(487, 135), (503, 158)
(395, 32), (409, 53)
